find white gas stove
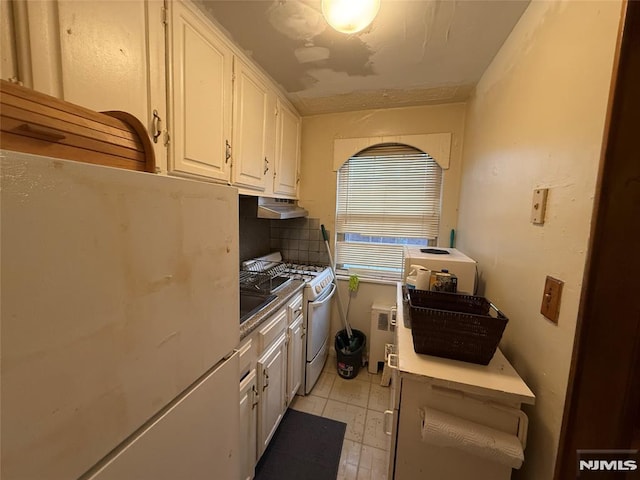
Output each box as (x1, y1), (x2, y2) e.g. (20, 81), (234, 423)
(282, 262), (334, 300)
(243, 252), (335, 394)
(244, 252), (334, 300)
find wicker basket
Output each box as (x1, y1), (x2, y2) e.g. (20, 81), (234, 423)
(407, 289), (508, 365)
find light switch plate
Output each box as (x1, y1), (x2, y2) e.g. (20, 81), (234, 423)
(531, 188), (548, 224)
(541, 276), (563, 323)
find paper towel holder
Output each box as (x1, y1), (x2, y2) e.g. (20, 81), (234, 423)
(427, 384), (529, 449)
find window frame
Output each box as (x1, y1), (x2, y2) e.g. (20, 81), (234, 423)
(334, 143), (444, 280)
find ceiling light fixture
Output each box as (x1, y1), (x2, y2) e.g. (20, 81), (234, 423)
(321, 0), (380, 34)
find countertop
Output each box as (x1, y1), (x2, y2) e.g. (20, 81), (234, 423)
(239, 279), (305, 340)
(395, 283), (535, 405)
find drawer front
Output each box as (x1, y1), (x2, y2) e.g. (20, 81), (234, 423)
(287, 293), (303, 324)
(238, 336), (257, 379)
(258, 308), (287, 352)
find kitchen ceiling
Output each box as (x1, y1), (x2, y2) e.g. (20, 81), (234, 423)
(194, 0), (530, 116)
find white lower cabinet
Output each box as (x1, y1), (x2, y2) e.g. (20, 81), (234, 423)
(287, 315), (304, 406)
(239, 369), (258, 480)
(257, 332), (288, 457)
(239, 290), (305, 476)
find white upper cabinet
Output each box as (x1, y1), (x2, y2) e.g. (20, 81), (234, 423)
(6, 0), (302, 191)
(273, 98), (301, 197)
(231, 59), (272, 191)
(169, 1), (232, 182)
(7, 0), (167, 170)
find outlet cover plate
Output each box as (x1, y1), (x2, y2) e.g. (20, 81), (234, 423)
(531, 188), (548, 224)
(541, 276), (563, 323)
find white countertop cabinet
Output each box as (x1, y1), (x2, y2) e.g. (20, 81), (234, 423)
(257, 328), (288, 457)
(390, 283), (535, 480)
(286, 293), (305, 406)
(239, 368), (259, 480)
(238, 290), (304, 478)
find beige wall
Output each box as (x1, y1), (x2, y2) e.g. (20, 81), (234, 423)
(456, 1), (622, 479)
(300, 103), (467, 351)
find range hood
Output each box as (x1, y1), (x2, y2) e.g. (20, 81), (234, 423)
(257, 197), (308, 219)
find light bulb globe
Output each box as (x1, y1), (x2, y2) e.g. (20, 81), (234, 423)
(322, 0), (380, 34)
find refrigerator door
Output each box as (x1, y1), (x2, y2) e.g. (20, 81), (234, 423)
(1, 151), (239, 480)
(84, 353), (240, 480)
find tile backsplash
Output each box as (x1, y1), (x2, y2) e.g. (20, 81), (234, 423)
(239, 196), (271, 265)
(270, 217), (330, 265)
(239, 195), (330, 266)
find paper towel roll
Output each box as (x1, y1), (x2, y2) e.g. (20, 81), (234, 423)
(420, 407), (524, 469)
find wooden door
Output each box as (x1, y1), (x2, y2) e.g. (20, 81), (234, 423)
(554, 1), (640, 478)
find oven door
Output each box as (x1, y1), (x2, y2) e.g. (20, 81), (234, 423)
(306, 283), (336, 361)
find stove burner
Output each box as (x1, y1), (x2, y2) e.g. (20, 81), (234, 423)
(282, 263), (331, 282)
(285, 263), (327, 272)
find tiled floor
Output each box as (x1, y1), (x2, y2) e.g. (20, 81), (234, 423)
(290, 357), (391, 480)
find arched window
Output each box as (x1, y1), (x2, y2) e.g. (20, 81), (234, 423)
(335, 143), (443, 279)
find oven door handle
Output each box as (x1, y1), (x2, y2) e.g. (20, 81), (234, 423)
(310, 283), (336, 307)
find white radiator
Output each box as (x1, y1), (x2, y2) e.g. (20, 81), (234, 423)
(369, 304), (396, 374)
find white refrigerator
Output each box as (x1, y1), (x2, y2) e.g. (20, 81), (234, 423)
(1, 150), (240, 480)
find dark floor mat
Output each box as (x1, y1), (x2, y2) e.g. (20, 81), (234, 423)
(255, 409), (347, 480)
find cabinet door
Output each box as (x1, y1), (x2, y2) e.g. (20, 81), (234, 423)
(257, 333), (287, 457)
(169, 1), (232, 182)
(273, 98), (301, 197)
(10, 0), (167, 171)
(231, 59), (270, 191)
(239, 369), (258, 480)
(287, 315), (304, 405)
(85, 354), (240, 480)
(1, 0), (17, 82)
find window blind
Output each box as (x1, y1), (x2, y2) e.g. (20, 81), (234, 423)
(335, 143), (443, 278)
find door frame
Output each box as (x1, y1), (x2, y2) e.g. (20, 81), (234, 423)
(554, 1), (640, 478)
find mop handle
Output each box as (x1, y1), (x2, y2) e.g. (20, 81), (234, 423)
(321, 225), (354, 339)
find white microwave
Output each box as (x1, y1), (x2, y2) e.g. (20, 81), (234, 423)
(403, 247), (478, 294)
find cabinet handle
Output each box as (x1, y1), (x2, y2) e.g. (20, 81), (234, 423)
(152, 109), (162, 144)
(390, 306), (397, 327)
(18, 123), (65, 142)
(251, 384), (259, 409)
(225, 140), (232, 163)
(263, 370), (269, 391)
(264, 157), (269, 175)
(383, 410), (394, 436)
(387, 353), (399, 370)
